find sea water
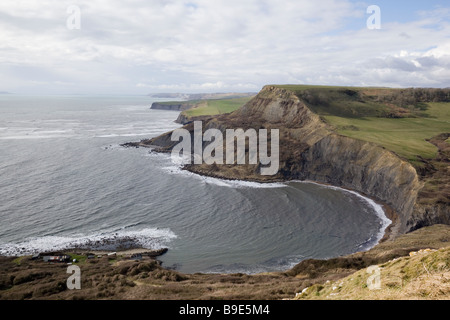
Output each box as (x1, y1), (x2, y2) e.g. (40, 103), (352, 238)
(0, 95), (390, 274)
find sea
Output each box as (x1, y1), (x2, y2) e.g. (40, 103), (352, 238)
(0, 94), (391, 274)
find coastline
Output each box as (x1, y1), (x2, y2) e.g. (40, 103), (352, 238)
(1, 138), (447, 300)
(61, 247), (168, 258)
(176, 163), (396, 249)
(0, 153), (396, 274)
(1, 224), (448, 300)
(0, 247), (169, 260)
(122, 139), (397, 259)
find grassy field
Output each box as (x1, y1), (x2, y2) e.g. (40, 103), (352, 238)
(175, 85), (449, 163)
(183, 96), (253, 117)
(274, 85), (450, 163)
(324, 102), (450, 162)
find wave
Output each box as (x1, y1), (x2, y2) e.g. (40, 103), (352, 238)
(0, 227), (177, 256)
(0, 129), (75, 140)
(163, 164), (286, 189)
(155, 154), (287, 189)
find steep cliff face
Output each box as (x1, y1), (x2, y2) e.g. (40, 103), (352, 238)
(140, 85), (447, 238)
(150, 102), (192, 111)
(296, 134), (422, 235)
(176, 113), (189, 124)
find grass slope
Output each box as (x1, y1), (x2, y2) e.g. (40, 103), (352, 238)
(296, 247), (450, 300)
(274, 85), (450, 163)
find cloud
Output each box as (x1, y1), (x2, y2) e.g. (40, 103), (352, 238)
(0, 0), (449, 93)
(136, 81), (259, 91)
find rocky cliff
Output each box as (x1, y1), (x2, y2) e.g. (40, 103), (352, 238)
(139, 86), (448, 238)
(150, 102), (193, 112)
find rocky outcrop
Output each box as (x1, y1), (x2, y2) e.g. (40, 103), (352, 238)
(175, 112), (190, 124)
(410, 204), (450, 231)
(140, 85), (448, 238)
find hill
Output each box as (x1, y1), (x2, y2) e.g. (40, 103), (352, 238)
(142, 85), (449, 237)
(2, 84), (449, 301)
(150, 95), (255, 124)
(296, 246), (450, 300)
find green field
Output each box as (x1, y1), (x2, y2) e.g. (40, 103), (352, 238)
(183, 96), (253, 117)
(324, 102), (450, 162)
(276, 85), (450, 163)
(176, 85), (449, 164)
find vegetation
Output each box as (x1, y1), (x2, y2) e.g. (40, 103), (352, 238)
(296, 247), (449, 300)
(272, 85), (449, 206)
(322, 104), (450, 162)
(183, 96), (254, 118)
(272, 85), (450, 163)
(67, 253), (87, 264)
(275, 85), (450, 117)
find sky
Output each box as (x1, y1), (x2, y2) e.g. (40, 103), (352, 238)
(0, 0), (449, 94)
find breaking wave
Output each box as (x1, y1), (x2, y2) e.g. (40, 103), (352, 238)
(0, 227), (177, 256)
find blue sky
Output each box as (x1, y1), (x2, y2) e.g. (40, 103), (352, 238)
(0, 0), (450, 94)
(367, 0), (445, 23)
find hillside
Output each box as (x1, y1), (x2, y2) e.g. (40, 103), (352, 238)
(273, 85), (450, 216)
(151, 96), (254, 124)
(273, 85), (450, 163)
(3, 85), (449, 301)
(176, 96), (254, 124)
(140, 85), (449, 237)
(296, 246), (450, 300)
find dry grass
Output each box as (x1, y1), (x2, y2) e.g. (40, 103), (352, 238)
(295, 247), (450, 300)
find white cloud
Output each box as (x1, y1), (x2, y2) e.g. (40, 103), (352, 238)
(136, 81), (259, 91)
(0, 0), (449, 93)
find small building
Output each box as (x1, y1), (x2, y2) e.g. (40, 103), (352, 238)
(42, 255), (71, 263)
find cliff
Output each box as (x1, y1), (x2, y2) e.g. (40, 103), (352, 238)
(150, 102), (193, 112)
(139, 85), (449, 238)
